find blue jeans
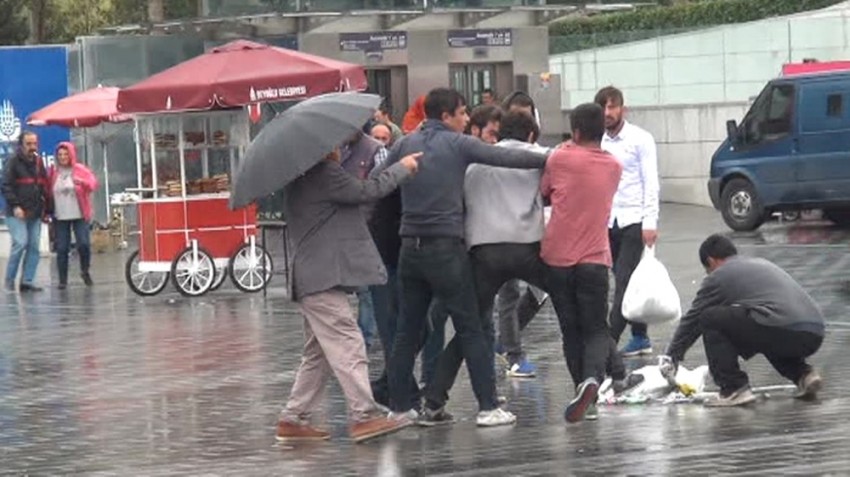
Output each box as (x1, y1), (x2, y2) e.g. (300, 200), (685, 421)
(5, 216), (42, 286)
(54, 219), (91, 284)
(357, 288), (377, 349)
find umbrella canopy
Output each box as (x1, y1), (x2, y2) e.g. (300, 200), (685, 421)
(230, 92), (381, 210)
(27, 86), (128, 128)
(117, 40), (368, 114)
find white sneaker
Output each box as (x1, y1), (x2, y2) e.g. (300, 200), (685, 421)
(476, 408), (517, 427)
(388, 409), (419, 421)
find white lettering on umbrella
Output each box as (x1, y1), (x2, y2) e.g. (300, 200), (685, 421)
(251, 86), (308, 101)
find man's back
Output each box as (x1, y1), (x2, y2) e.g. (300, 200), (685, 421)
(708, 256), (824, 332)
(541, 144), (622, 267)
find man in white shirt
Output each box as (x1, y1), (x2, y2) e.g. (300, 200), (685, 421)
(595, 86), (660, 357)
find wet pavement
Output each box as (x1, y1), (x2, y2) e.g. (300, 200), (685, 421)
(1, 204), (849, 476)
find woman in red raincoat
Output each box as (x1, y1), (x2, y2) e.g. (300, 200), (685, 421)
(48, 142), (99, 289)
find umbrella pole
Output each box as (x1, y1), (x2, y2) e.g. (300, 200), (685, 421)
(102, 141), (111, 221)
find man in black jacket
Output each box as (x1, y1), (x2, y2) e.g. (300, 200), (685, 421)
(2, 131), (49, 292)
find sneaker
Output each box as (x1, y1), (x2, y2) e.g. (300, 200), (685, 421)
(612, 374), (645, 395)
(416, 407), (455, 427)
(497, 395), (508, 405)
(506, 358), (537, 378)
(275, 420), (331, 442)
(476, 408), (517, 427)
(388, 409), (419, 422)
(58, 282), (67, 290)
(704, 386), (757, 407)
(794, 369), (823, 400)
(585, 404), (599, 421)
(565, 378), (599, 423)
(620, 336), (653, 357)
(350, 414), (413, 443)
(19, 283), (43, 293)
(81, 271), (94, 287)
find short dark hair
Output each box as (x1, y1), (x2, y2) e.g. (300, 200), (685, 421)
(482, 88), (494, 96)
(499, 111), (539, 143)
(594, 85), (624, 108)
(502, 91), (535, 112)
(466, 105), (502, 135)
(569, 103), (605, 143)
(378, 103), (391, 115)
(424, 88), (467, 120)
(698, 234), (738, 267)
(18, 130), (37, 146)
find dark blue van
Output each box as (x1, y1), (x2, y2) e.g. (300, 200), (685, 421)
(708, 69), (850, 231)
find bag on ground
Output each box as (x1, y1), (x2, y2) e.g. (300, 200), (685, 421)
(621, 246), (682, 324)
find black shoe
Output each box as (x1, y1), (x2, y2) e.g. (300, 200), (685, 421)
(81, 271), (93, 287)
(19, 283), (44, 292)
(565, 378), (599, 423)
(612, 374), (646, 395)
(416, 406), (455, 427)
(58, 283), (67, 290)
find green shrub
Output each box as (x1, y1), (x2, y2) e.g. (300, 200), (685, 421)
(549, 0), (844, 53)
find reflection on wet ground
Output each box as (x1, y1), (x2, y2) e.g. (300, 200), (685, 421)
(0, 204), (848, 475)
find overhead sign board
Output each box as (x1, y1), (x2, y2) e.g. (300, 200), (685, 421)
(447, 29), (512, 48)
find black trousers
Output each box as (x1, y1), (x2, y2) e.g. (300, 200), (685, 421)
(388, 237), (498, 412)
(547, 263), (613, 387)
(425, 242), (548, 410)
(609, 222), (649, 343)
(701, 306), (823, 395)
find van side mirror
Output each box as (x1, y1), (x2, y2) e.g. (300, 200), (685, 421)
(726, 119), (740, 144)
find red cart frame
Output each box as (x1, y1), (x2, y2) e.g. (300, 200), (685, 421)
(124, 110), (272, 297)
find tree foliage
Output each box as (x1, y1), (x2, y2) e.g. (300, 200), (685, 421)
(550, 0), (845, 53)
(0, 0), (30, 45)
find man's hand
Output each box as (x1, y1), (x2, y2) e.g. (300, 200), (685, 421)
(642, 229), (658, 247)
(399, 152), (423, 174)
(13, 207), (25, 219)
(658, 355), (678, 382)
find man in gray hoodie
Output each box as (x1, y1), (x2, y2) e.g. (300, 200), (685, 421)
(381, 88), (547, 427)
(661, 234), (824, 407)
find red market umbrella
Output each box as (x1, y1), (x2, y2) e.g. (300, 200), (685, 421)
(27, 85), (129, 128)
(117, 40), (368, 114)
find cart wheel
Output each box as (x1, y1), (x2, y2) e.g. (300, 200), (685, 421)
(210, 267), (227, 292)
(171, 246), (217, 297)
(125, 250), (169, 296)
(229, 243), (273, 293)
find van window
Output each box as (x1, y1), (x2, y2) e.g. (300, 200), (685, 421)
(741, 83), (795, 146)
(827, 94), (843, 117)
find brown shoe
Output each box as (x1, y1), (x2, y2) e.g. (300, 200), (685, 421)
(794, 369), (823, 400)
(275, 420), (330, 442)
(349, 415), (412, 443)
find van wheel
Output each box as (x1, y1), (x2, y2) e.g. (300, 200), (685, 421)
(823, 208), (850, 227)
(721, 178), (766, 231)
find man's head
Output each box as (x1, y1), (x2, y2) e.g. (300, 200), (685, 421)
(371, 123), (393, 147)
(698, 234), (738, 273)
(499, 111), (539, 144)
(466, 105), (502, 144)
(502, 92), (536, 119)
(374, 104), (392, 123)
(568, 103), (606, 147)
(19, 131), (38, 157)
(481, 88), (495, 105)
(424, 87), (469, 133)
(594, 85), (625, 132)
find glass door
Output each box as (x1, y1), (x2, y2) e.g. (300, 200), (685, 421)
(449, 64), (496, 107)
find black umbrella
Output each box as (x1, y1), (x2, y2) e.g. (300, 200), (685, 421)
(230, 92), (382, 209)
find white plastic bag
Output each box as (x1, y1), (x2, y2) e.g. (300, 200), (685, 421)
(621, 246), (682, 324)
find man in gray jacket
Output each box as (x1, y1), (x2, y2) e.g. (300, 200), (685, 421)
(276, 147), (420, 443)
(661, 234), (825, 407)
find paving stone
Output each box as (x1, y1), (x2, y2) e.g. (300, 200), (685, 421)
(0, 204), (848, 475)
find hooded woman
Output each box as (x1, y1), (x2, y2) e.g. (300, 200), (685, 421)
(401, 95), (426, 134)
(48, 142), (98, 289)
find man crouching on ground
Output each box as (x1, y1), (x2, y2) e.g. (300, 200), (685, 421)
(660, 234), (824, 406)
(276, 147), (421, 443)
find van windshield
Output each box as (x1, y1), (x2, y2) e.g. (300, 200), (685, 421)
(740, 83), (795, 145)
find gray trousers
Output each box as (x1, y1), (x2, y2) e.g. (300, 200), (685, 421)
(497, 279), (545, 363)
(281, 289), (378, 423)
